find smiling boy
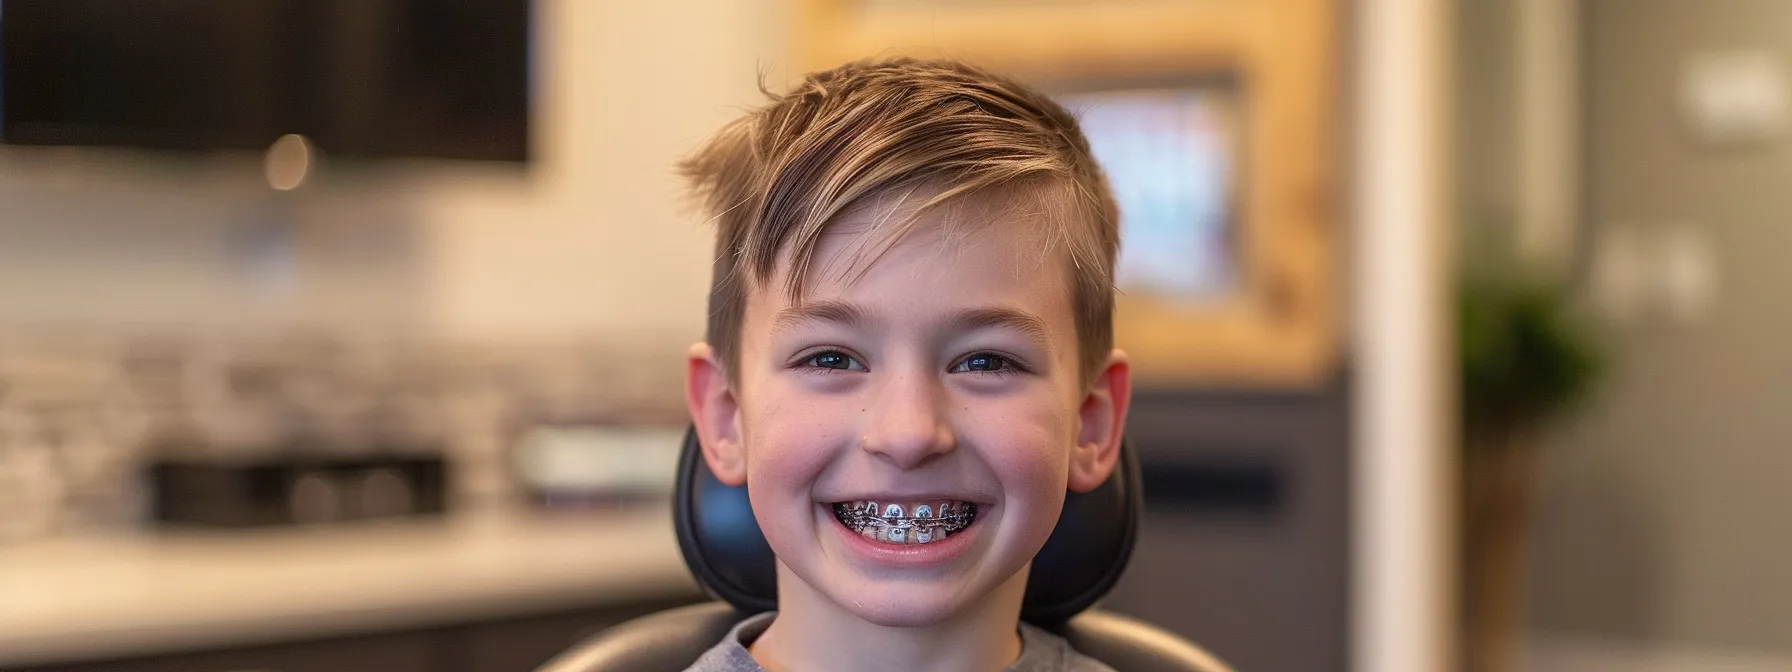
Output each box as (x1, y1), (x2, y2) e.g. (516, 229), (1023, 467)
(681, 58), (1132, 672)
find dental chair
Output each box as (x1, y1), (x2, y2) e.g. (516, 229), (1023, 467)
(538, 428), (1232, 672)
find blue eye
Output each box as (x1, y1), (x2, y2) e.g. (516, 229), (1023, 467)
(803, 350), (866, 372)
(952, 353), (1017, 375)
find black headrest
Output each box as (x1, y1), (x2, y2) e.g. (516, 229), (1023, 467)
(672, 426), (1141, 625)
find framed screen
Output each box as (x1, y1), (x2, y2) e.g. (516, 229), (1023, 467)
(792, 0), (1340, 385)
(1060, 83), (1244, 305)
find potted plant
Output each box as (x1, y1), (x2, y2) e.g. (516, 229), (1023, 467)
(1458, 257), (1606, 672)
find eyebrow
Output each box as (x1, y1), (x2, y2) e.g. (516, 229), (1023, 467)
(770, 299), (871, 337)
(943, 307), (1052, 348)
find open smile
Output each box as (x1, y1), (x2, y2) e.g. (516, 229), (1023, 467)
(829, 500), (980, 545)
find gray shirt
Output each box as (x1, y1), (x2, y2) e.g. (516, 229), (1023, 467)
(683, 612), (1116, 672)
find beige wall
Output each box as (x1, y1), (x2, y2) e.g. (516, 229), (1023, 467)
(417, 0), (782, 342)
(1528, 0), (1792, 655)
(1454, 0), (1519, 234)
(0, 163), (429, 333)
(1454, 0), (1579, 266)
(1456, 0), (1792, 655)
(0, 0), (782, 344)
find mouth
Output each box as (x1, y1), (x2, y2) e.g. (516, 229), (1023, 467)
(829, 500), (980, 546)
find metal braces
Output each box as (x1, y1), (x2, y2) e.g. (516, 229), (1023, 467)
(831, 502), (977, 534)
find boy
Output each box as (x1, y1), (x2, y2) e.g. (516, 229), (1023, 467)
(681, 58), (1132, 672)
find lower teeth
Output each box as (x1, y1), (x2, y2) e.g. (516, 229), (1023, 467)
(831, 501), (978, 545)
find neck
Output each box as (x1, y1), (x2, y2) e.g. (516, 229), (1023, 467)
(749, 563), (1029, 672)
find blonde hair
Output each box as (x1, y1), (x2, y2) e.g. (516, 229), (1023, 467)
(680, 57), (1120, 386)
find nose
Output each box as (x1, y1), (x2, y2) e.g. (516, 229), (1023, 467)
(860, 368), (957, 469)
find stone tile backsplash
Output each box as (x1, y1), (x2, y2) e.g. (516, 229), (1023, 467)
(0, 333), (689, 540)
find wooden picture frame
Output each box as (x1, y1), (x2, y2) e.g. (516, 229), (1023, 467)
(793, 0), (1339, 387)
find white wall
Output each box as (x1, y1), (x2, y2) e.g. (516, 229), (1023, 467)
(416, 0), (784, 343)
(0, 159), (429, 333)
(1353, 0), (1457, 670)
(0, 0), (783, 345)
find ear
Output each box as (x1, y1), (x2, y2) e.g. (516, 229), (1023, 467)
(1068, 350), (1132, 493)
(686, 342), (747, 486)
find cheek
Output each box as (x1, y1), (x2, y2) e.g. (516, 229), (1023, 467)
(740, 393), (850, 557)
(740, 383), (855, 495)
(965, 397), (1075, 506)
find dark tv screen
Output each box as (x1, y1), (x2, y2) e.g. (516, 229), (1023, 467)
(0, 0), (530, 162)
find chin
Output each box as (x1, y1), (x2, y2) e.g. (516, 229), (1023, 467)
(825, 581), (969, 627)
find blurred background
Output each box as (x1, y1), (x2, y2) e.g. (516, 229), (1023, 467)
(0, 0), (1779, 671)
(1459, 2), (1792, 672)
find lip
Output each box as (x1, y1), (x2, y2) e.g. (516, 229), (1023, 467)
(820, 494), (993, 506)
(819, 502), (984, 568)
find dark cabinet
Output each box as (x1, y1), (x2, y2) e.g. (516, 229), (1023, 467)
(2, 0), (529, 161)
(1104, 382), (1350, 672)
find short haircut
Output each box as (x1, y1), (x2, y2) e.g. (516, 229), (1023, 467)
(680, 57), (1121, 386)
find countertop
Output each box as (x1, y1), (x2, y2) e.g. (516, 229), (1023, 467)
(0, 507), (699, 667)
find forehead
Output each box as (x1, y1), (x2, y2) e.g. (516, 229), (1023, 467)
(747, 188), (1077, 333)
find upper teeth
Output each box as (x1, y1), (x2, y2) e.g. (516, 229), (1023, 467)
(831, 499), (979, 546)
(845, 501), (967, 519)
